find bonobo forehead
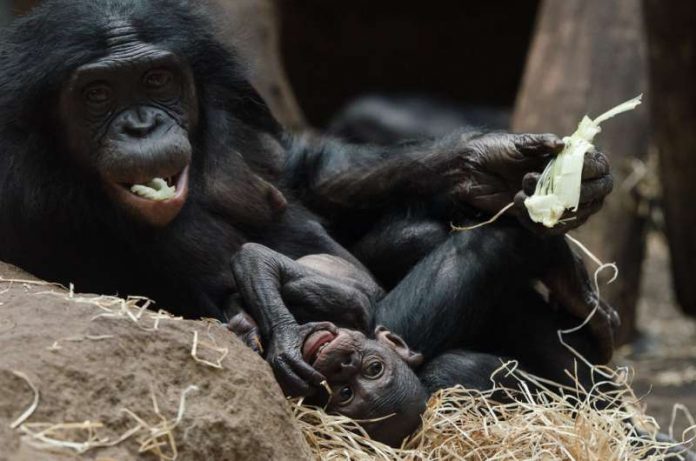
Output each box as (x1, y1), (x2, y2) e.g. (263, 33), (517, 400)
(75, 21), (182, 76)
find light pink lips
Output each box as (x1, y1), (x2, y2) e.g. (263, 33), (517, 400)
(106, 165), (190, 227)
(302, 330), (337, 365)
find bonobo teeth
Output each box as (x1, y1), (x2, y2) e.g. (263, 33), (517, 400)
(130, 177), (177, 201)
(314, 342), (330, 361)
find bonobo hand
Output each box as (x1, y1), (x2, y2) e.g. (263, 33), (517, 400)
(540, 239), (620, 363)
(228, 311), (263, 355)
(453, 132), (613, 235)
(266, 321), (338, 397)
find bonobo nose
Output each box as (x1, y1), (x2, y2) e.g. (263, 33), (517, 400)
(121, 107), (163, 138)
(325, 351), (361, 381)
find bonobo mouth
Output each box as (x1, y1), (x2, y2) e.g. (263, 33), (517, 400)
(105, 165), (190, 227)
(302, 330), (338, 366)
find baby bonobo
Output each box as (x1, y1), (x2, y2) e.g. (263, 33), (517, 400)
(230, 253), (429, 444)
(228, 225), (619, 447)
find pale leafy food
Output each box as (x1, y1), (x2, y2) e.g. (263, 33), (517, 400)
(524, 95), (643, 227)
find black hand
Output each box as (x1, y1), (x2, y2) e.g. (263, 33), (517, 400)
(266, 321), (337, 397)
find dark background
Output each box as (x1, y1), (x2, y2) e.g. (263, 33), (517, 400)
(280, 0), (539, 126)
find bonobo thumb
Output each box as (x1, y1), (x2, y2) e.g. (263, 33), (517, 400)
(513, 133), (564, 157)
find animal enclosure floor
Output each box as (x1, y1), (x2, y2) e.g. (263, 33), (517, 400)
(616, 232), (696, 437)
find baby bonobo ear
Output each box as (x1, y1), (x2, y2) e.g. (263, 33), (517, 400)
(374, 325), (424, 368)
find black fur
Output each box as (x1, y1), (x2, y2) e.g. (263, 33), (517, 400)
(0, 0), (329, 319)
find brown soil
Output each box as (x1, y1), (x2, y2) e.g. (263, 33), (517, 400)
(0, 262), (311, 461)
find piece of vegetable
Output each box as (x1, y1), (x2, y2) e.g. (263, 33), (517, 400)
(524, 94), (643, 227)
(130, 177), (176, 201)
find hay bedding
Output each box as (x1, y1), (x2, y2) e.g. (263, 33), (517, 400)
(1, 272), (694, 460)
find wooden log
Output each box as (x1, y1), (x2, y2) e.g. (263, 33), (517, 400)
(201, 0), (306, 130)
(512, 0), (650, 344)
(11, 0), (38, 13)
(643, 0), (696, 316)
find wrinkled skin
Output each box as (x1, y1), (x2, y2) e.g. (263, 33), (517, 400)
(458, 133), (613, 235)
(59, 31), (198, 228)
(229, 316), (429, 446)
(230, 244), (382, 395)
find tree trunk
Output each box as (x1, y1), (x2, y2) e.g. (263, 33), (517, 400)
(11, 0), (38, 13)
(643, 0), (696, 317)
(201, 0), (306, 130)
(512, 0), (650, 345)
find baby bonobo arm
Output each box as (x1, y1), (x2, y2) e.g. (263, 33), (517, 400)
(230, 243), (381, 396)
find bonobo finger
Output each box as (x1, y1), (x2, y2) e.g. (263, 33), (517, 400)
(244, 330), (264, 354)
(570, 199), (604, 222)
(299, 321), (339, 338)
(523, 172), (540, 195)
(275, 358), (311, 397)
(579, 176), (614, 204)
(284, 354), (325, 390)
(514, 191), (589, 236)
(228, 312), (256, 336)
(581, 148), (610, 180)
(513, 133), (564, 157)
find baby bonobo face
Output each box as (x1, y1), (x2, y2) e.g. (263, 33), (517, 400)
(302, 325), (428, 447)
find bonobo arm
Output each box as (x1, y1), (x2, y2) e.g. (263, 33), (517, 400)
(284, 131), (613, 235)
(284, 130), (480, 213)
(230, 244), (378, 395)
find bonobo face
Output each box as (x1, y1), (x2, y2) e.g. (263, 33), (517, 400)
(59, 22), (198, 227)
(303, 326), (428, 446)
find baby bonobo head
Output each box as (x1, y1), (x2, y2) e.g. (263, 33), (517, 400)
(303, 325), (428, 446)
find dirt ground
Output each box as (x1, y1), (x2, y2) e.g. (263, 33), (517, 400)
(616, 232), (696, 438)
(0, 262), (311, 461)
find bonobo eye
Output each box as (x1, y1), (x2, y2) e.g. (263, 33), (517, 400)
(83, 83), (112, 104)
(336, 385), (354, 406)
(363, 360), (384, 379)
(143, 69), (173, 89)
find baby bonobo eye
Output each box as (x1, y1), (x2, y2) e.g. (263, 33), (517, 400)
(363, 360), (384, 379)
(336, 385), (354, 406)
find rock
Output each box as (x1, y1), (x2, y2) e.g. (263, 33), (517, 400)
(0, 262), (311, 461)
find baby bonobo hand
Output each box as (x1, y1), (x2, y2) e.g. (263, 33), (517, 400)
(265, 321), (338, 397)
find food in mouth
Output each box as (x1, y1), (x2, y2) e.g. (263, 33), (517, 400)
(302, 330), (337, 365)
(130, 177), (177, 201)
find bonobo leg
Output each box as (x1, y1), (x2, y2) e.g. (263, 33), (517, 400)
(416, 288), (610, 398)
(418, 350), (518, 394)
(374, 224), (618, 362)
(485, 288), (604, 389)
(352, 209), (449, 289)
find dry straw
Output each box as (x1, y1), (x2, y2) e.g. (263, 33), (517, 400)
(4, 276), (696, 460)
(292, 361), (696, 461)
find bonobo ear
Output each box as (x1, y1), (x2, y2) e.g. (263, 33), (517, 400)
(374, 326), (424, 368)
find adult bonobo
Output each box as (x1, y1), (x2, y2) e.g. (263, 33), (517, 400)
(0, 0), (614, 392)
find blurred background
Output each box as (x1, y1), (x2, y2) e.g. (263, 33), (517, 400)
(2, 0), (695, 432)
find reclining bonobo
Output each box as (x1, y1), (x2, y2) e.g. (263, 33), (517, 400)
(228, 225), (619, 446)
